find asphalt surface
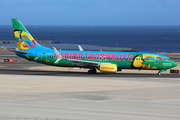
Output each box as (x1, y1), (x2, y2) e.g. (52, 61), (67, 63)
(1, 55), (180, 120)
(0, 55), (180, 78)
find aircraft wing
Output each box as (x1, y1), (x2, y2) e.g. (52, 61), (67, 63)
(67, 59), (110, 67)
(52, 47), (110, 67)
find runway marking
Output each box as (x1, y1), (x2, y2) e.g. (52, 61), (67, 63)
(0, 55), (16, 56)
(0, 66), (7, 68)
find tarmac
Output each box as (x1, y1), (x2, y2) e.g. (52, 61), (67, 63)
(0, 55), (180, 120)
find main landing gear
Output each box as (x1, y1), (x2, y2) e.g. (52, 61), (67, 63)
(88, 68), (97, 74)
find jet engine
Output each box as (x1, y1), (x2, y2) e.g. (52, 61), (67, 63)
(99, 64), (117, 73)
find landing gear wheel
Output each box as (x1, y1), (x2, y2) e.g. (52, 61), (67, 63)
(157, 72), (161, 76)
(88, 69), (97, 74)
(88, 70), (93, 74)
(92, 69), (97, 74)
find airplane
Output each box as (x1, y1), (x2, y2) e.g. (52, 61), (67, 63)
(11, 19), (178, 75)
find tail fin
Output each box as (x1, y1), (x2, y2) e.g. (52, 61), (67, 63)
(11, 19), (41, 50)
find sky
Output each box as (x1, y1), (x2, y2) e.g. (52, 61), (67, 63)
(1, 0), (180, 26)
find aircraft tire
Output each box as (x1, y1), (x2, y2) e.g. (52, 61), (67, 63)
(92, 69), (97, 74)
(157, 72), (161, 76)
(88, 69), (97, 74)
(88, 70), (93, 74)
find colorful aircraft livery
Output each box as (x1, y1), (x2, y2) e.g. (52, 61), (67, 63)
(11, 19), (178, 75)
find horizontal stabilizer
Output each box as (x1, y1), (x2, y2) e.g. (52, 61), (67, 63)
(15, 51), (29, 54)
(9, 49), (29, 54)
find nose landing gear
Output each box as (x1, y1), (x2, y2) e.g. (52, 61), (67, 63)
(157, 69), (167, 76)
(157, 72), (161, 76)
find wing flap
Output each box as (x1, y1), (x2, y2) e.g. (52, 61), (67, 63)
(67, 59), (110, 66)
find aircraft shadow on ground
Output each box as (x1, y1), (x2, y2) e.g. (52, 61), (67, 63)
(0, 68), (179, 78)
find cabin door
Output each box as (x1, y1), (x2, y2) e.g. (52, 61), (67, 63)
(38, 53), (42, 61)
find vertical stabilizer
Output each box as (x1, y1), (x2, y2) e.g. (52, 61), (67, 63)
(11, 19), (43, 50)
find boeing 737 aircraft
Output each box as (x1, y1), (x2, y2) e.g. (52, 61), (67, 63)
(11, 19), (178, 75)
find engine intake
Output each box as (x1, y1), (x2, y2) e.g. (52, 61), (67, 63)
(99, 64), (117, 73)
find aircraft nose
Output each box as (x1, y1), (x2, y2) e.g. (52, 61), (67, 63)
(172, 61), (178, 68)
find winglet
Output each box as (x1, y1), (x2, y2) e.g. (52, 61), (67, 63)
(53, 47), (63, 63)
(78, 45), (84, 51)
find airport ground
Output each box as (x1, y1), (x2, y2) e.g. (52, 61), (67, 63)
(0, 55), (180, 120)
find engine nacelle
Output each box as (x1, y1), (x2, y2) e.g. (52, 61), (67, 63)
(99, 64), (117, 73)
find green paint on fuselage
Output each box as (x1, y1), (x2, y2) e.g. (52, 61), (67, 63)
(17, 51), (178, 71)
